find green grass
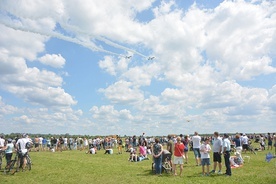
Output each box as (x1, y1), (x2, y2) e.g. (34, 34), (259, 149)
(1, 147), (275, 184)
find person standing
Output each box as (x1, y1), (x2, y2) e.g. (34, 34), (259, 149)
(241, 133), (249, 153)
(233, 133), (242, 154)
(152, 138), (163, 175)
(259, 134), (265, 151)
(267, 133), (273, 150)
(34, 136), (39, 152)
(15, 134), (31, 172)
(211, 132), (223, 174)
(5, 138), (14, 167)
(223, 133), (231, 176)
(0, 135), (6, 170)
(200, 138), (211, 176)
(173, 137), (185, 176)
(192, 132), (201, 166)
(166, 135), (174, 168)
(183, 135), (189, 164)
(117, 137), (123, 154)
(273, 133), (276, 154)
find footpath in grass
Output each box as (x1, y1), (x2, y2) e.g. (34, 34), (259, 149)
(1, 148), (275, 184)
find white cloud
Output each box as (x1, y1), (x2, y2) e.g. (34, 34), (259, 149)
(13, 115), (34, 124)
(0, 0), (275, 135)
(269, 85), (276, 110)
(122, 62), (161, 86)
(99, 80), (144, 104)
(98, 56), (118, 76)
(90, 105), (133, 122)
(203, 0), (276, 80)
(38, 54), (66, 68)
(0, 24), (47, 60)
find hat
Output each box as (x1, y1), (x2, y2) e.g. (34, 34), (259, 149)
(223, 133), (229, 138)
(243, 133), (246, 136)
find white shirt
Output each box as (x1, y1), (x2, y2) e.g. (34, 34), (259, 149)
(213, 137), (223, 152)
(0, 138), (5, 149)
(16, 138), (29, 150)
(242, 136), (249, 145)
(90, 148), (96, 154)
(192, 135), (201, 149)
(39, 137), (43, 144)
(200, 143), (211, 159)
(223, 138), (231, 152)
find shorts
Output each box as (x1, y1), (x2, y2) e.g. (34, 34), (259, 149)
(193, 148), (201, 158)
(213, 152), (221, 163)
(18, 150), (28, 158)
(235, 146), (242, 152)
(34, 143), (39, 148)
(201, 158), (210, 166)
(173, 156), (183, 165)
(242, 144), (248, 150)
(184, 147), (189, 153)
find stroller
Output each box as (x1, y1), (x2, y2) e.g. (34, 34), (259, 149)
(248, 141), (257, 155)
(152, 150), (172, 174)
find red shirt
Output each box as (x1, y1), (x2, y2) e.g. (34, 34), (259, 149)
(174, 143), (185, 157)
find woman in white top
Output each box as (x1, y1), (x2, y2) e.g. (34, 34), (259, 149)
(5, 139), (14, 167)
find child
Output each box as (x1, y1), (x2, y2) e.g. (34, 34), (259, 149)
(200, 138), (212, 176)
(129, 148), (137, 161)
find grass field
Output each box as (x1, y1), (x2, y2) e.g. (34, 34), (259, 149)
(1, 146), (275, 184)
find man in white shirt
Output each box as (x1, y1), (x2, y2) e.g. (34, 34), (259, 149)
(241, 133), (249, 153)
(211, 132), (223, 174)
(0, 135), (5, 170)
(15, 134), (31, 172)
(192, 132), (201, 166)
(223, 133), (231, 176)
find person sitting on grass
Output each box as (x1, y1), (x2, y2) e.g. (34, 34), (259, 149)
(86, 146), (97, 154)
(129, 148), (137, 161)
(230, 152), (243, 167)
(139, 144), (147, 158)
(128, 149), (149, 162)
(104, 146), (113, 154)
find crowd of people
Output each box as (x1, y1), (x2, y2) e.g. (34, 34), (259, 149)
(0, 132), (275, 177)
(0, 133), (32, 172)
(151, 132), (276, 177)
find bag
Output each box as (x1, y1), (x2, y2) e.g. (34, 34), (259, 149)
(26, 142), (32, 149)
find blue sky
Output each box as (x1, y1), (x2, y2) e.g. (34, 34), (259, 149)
(0, 0), (275, 136)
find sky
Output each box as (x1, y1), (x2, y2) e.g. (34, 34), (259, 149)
(0, 0), (275, 136)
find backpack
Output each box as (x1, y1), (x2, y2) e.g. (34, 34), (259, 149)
(26, 142), (32, 149)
